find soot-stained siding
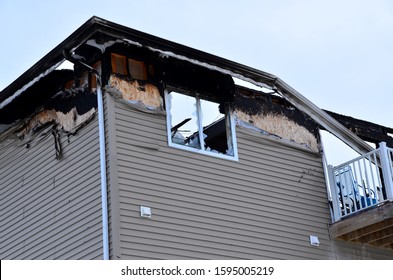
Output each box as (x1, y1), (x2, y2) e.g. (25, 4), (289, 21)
(0, 119), (102, 260)
(12, 88), (97, 160)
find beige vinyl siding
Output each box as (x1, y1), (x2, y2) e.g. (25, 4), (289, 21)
(112, 97), (393, 259)
(0, 119), (103, 260)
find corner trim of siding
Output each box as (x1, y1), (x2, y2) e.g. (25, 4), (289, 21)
(105, 91), (122, 259)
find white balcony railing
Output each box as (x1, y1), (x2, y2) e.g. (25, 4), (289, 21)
(328, 142), (393, 223)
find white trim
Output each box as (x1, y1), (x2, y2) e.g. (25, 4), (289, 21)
(165, 89), (174, 149)
(164, 89), (238, 161)
(196, 94), (205, 151)
(228, 106), (238, 160)
(380, 142), (393, 200)
(167, 141), (239, 161)
(97, 80), (110, 260)
(147, 46), (273, 90)
(319, 129), (340, 222)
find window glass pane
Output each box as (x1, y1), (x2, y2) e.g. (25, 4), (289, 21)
(200, 99), (223, 128)
(200, 99), (231, 154)
(169, 91), (200, 149)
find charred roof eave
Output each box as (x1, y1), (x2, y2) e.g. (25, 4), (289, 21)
(0, 17), (100, 103)
(0, 16), (375, 155)
(324, 110), (393, 147)
(0, 69), (74, 125)
(0, 16), (277, 104)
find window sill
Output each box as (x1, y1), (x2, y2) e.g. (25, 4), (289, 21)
(167, 142), (239, 161)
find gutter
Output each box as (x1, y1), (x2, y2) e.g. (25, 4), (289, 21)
(63, 51), (110, 260)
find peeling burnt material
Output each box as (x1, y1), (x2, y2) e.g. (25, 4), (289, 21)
(44, 87), (98, 115)
(19, 87), (97, 137)
(109, 74), (163, 109)
(234, 85), (319, 137)
(52, 127), (62, 160)
(0, 70), (74, 125)
(14, 87), (97, 160)
(324, 110), (393, 148)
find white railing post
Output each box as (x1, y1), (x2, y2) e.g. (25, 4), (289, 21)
(379, 142), (393, 201)
(328, 165), (341, 222)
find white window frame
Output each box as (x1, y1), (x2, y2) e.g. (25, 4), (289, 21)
(165, 89), (238, 161)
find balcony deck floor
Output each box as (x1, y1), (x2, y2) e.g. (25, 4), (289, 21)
(329, 201), (393, 250)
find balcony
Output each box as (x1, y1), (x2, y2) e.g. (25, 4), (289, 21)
(327, 142), (393, 250)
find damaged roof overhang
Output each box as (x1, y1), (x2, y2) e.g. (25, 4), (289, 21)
(0, 70), (74, 124)
(0, 16), (378, 154)
(324, 110), (393, 147)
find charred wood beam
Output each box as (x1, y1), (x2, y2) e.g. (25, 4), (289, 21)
(0, 70), (74, 124)
(235, 85), (393, 148)
(323, 110), (393, 148)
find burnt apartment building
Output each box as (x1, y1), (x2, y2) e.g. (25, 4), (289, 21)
(1, 17), (392, 259)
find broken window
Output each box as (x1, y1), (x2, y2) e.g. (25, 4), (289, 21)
(165, 90), (237, 159)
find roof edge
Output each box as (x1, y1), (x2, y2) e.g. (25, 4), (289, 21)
(0, 16), (100, 102)
(0, 16), (375, 155)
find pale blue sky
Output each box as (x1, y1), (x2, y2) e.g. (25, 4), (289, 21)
(0, 0), (392, 164)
